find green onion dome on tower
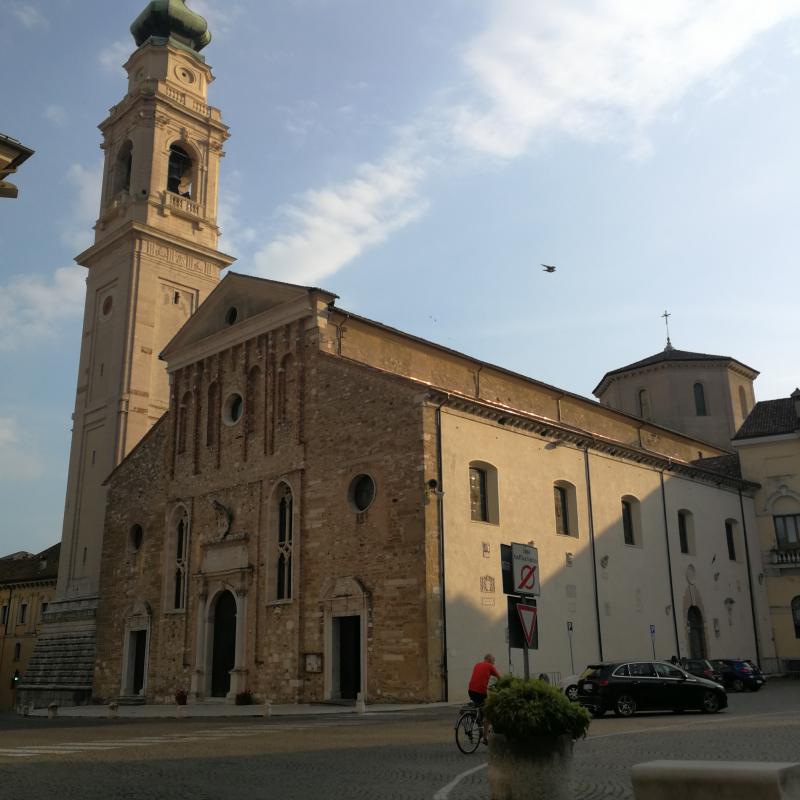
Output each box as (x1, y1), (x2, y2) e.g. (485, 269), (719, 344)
(131, 0), (211, 54)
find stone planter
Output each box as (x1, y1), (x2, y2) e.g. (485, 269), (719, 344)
(487, 732), (574, 800)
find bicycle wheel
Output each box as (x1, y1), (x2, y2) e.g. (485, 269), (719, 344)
(455, 711), (481, 754)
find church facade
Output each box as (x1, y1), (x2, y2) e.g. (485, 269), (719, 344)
(92, 272), (774, 704)
(23, 2), (776, 708)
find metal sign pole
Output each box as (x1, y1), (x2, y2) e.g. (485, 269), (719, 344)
(567, 621), (575, 674)
(523, 639), (530, 680)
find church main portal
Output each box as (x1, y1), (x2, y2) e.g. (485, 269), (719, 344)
(211, 591), (237, 697)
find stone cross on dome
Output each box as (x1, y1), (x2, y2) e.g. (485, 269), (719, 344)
(661, 310), (673, 351)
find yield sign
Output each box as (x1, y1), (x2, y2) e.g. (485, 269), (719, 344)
(516, 603), (538, 647)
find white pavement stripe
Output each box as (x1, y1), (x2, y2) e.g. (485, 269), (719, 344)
(432, 762), (487, 800)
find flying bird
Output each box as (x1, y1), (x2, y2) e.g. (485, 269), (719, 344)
(541, 264), (556, 273)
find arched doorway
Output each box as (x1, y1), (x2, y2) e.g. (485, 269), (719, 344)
(687, 605), (707, 659)
(211, 591), (237, 697)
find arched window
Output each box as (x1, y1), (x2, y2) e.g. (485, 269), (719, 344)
(469, 461), (499, 524)
(677, 509), (695, 555)
(621, 495), (642, 546)
(268, 483), (293, 601)
(792, 596), (800, 639)
(206, 382), (219, 447)
(173, 509), (189, 610)
(177, 391), (193, 454)
(246, 365), (263, 437)
(554, 480), (579, 537)
(167, 143), (194, 198)
(638, 389), (652, 421)
(693, 382), (707, 416)
(739, 386), (748, 420)
(113, 140), (133, 196)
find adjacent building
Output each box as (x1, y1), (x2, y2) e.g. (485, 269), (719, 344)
(0, 546), (59, 709)
(0, 133), (34, 200)
(733, 390), (800, 668)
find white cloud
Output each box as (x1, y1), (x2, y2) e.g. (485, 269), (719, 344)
(98, 40), (130, 73)
(59, 161), (103, 252)
(0, 417), (45, 481)
(44, 104), (67, 127)
(0, 266), (85, 352)
(253, 150), (429, 285)
(9, 2), (48, 29)
(452, 0), (800, 158)
(217, 174), (257, 258)
(191, 0), (244, 38)
(245, 1), (800, 284)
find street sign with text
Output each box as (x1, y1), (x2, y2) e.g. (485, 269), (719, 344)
(511, 542), (540, 596)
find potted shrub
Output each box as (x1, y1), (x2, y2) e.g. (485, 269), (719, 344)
(235, 690), (253, 706)
(174, 688), (188, 706)
(484, 675), (591, 800)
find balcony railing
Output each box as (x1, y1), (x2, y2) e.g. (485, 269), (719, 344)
(166, 191), (200, 217)
(769, 548), (800, 566)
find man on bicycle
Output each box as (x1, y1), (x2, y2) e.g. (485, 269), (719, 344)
(468, 653), (499, 743)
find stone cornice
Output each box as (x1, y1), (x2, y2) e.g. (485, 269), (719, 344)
(75, 221), (235, 271)
(433, 390), (759, 494)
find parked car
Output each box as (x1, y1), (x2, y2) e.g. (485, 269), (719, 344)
(710, 659), (765, 692)
(559, 673), (581, 701)
(682, 658), (724, 685)
(577, 660), (728, 718)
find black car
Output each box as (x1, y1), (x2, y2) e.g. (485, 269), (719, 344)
(577, 660), (727, 717)
(710, 659), (765, 692)
(682, 658), (724, 684)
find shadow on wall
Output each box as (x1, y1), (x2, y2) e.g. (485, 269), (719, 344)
(444, 460), (767, 701)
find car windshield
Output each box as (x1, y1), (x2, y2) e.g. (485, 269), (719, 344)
(579, 665), (605, 678)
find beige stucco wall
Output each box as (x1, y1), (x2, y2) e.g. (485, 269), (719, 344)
(441, 408), (772, 699)
(735, 433), (800, 662)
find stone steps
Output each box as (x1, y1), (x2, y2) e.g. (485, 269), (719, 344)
(19, 630), (97, 689)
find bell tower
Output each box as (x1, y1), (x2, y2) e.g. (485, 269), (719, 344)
(18, 1), (233, 707)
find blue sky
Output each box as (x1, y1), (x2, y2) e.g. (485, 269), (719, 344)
(2, 0), (800, 556)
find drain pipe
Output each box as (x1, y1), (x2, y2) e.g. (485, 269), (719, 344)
(659, 470), (681, 660)
(434, 397), (449, 702)
(738, 489), (762, 667)
(583, 446), (603, 661)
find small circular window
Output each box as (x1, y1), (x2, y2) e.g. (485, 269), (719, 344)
(223, 393), (244, 426)
(225, 306), (238, 325)
(130, 524), (144, 552)
(101, 295), (114, 318)
(349, 474), (376, 512)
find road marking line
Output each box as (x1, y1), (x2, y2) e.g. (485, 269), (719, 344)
(432, 762), (487, 800)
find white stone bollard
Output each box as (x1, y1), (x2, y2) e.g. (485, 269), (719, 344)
(631, 760), (800, 800)
(107, 702), (118, 720)
(262, 701), (271, 718)
(356, 692), (366, 715)
(47, 703), (58, 720)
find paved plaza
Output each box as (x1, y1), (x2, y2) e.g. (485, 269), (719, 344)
(0, 680), (798, 799)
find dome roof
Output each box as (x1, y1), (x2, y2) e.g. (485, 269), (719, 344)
(131, 0), (211, 54)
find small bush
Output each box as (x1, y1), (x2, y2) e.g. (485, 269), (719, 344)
(235, 690), (253, 706)
(174, 689), (188, 706)
(485, 676), (590, 742)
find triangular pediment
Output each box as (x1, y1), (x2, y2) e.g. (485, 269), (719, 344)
(161, 272), (336, 367)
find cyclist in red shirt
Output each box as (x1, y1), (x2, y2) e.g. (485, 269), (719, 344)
(468, 653), (500, 743)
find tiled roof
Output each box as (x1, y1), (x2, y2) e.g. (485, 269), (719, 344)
(594, 346), (758, 395)
(0, 544), (59, 585)
(734, 398), (799, 440)
(691, 453), (742, 479)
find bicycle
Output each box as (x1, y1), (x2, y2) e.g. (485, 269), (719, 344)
(454, 702), (488, 754)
